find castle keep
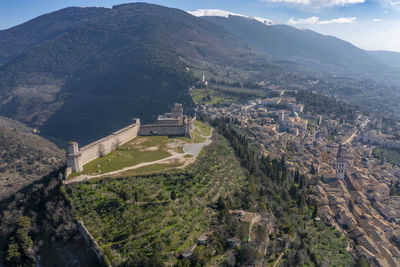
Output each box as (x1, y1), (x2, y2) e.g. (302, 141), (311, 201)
(66, 103), (193, 176)
(139, 103), (192, 137)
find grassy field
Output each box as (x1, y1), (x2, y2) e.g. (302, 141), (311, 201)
(66, 134), (248, 265)
(109, 162), (186, 177)
(69, 136), (174, 177)
(194, 120), (212, 137)
(68, 121), (213, 178)
(190, 88), (225, 105)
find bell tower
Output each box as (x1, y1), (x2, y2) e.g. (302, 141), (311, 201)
(336, 145), (346, 180)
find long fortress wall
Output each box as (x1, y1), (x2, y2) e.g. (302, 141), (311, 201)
(66, 104), (195, 176)
(80, 119), (140, 164)
(67, 119), (140, 174)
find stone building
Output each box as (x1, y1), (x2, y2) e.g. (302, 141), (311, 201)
(139, 103), (193, 138)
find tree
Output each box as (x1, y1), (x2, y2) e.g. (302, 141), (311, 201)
(171, 190), (176, 200)
(310, 165), (316, 175)
(238, 243), (258, 264)
(6, 238), (21, 266)
(297, 193), (306, 209)
(6, 216), (34, 266)
(312, 203), (318, 219)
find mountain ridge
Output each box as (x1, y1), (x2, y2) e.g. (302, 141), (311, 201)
(200, 14), (386, 76)
(0, 3), (261, 145)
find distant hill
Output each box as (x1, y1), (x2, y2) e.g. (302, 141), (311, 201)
(0, 122), (64, 200)
(199, 13), (389, 77)
(0, 3), (256, 145)
(0, 7), (109, 66)
(368, 50), (400, 70)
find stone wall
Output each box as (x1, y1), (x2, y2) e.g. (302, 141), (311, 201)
(80, 120), (140, 164)
(77, 221), (110, 266)
(138, 116), (194, 138)
(139, 124), (186, 136)
(67, 119), (140, 174)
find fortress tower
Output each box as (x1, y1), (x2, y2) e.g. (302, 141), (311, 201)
(336, 145), (346, 180)
(67, 142), (83, 173)
(171, 103), (183, 117)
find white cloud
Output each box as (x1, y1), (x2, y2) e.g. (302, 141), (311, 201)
(319, 17), (357, 24)
(386, 0), (400, 6)
(372, 18), (384, 22)
(288, 16), (357, 25)
(261, 0), (365, 7)
(288, 16), (319, 24)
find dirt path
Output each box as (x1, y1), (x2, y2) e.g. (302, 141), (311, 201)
(273, 252), (284, 267)
(65, 150), (190, 184)
(248, 214), (261, 241)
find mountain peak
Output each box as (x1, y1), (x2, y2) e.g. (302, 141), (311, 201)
(188, 9), (274, 25)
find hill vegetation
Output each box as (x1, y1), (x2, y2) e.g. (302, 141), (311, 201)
(0, 169), (98, 266)
(0, 123), (64, 201)
(66, 134), (248, 265)
(211, 117), (354, 266)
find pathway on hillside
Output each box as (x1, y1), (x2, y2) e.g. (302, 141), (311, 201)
(64, 151), (187, 184)
(183, 128), (213, 156)
(65, 127), (213, 185)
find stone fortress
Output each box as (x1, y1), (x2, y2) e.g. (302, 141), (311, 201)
(66, 103), (193, 176)
(139, 103), (192, 137)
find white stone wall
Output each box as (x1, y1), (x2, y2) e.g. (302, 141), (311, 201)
(66, 120), (140, 175)
(79, 121), (140, 166)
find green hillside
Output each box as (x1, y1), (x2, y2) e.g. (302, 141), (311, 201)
(0, 123), (64, 200)
(66, 134), (248, 265)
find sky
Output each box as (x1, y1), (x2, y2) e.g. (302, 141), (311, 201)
(0, 0), (399, 51)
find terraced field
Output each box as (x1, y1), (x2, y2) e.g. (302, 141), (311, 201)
(66, 134), (248, 265)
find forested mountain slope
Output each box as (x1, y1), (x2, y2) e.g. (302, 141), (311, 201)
(0, 3), (257, 145)
(202, 14), (387, 78)
(0, 122), (64, 200)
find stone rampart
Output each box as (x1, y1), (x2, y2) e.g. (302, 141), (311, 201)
(67, 119), (140, 174)
(80, 120), (140, 164)
(139, 124), (186, 136)
(77, 221), (110, 266)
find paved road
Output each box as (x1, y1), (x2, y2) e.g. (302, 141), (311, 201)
(183, 129), (213, 157)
